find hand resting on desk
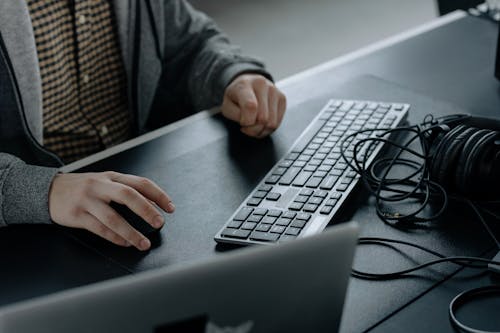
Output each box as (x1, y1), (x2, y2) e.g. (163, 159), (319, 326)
(222, 74), (287, 138)
(48, 172), (175, 251)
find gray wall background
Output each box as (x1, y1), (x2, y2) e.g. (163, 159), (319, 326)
(189, 0), (438, 79)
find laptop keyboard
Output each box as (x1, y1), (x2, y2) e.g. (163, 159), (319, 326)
(214, 99), (409, 245)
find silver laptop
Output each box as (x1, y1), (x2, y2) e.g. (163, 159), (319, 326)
(0, 222), (358, 333)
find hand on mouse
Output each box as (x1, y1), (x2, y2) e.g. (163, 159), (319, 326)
(221, 74), (287, 138)
(48, 172), (175, 251)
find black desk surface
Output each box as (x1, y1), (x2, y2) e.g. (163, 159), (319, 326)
(1, 12), (499, 333)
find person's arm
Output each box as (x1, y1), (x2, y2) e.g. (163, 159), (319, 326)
(160, 1), (287, 137)
(0, 152), (58, 226)
(161, 0), (270, 111)
(0, 152), (174, 251)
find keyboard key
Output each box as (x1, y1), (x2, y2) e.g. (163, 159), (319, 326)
(255, 223), (271, 232)
(296, 213), (312, 221)
(234, 207), (253, 221)
(305, 177), (322, 188)
(285, 227), (301, 236)
(270, 225), (286, 234)
(258, 185), (273, 192)
(297, 155), (311, 162)
(247, 198), (262, 206)
(318, 165), (332, 172)
(279, 167), (301, 185)
(279, 160), (293, 168)
(267, 209), (282, 217)
(294, 195), (309, 203)
(227, 220), (243, 228)
(265, 175), (280, 184)
(250, 231), (279, 242)
(289, 202), (304, 211)
(313, 171), (327, 178)
(276, 218), (292, 226)
(272, 167), (287, 176)
(262, 216), (277, 224)
(283, 211), (297, 219)
(313, 153), (327, 160)
(247, 215), (263, 223)
(293, 171), (313, 187)
(314, 190), (329, 198)
(303, 204), (319, 213)
(300, 189), (314, 196)
(285, 152), (299, 160)
(336, 183), (349, 192)
(320, 176), (338, 190)
(325, 199), (338, 206)
(320, 205), (334, 215)
(252, 191), (267, 199)
(308, 197), (323, 205)
(303, 149), (316, 156)
(266, 192), (281, 201)
(293, 160), (307, 167)
(241, 222), (257, 230)
(330, 192), (342, 200)
(279, 235), (297, 242)
(290, 219), (307, 228)
(254, 208), (268, 215)
(221, 228), (251, 239)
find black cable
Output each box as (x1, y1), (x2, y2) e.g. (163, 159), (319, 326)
(341, 114), (500, 332)
(449, 286), (500, 333)
(339, 116), (450, 226)
(352, 237), (500, 280)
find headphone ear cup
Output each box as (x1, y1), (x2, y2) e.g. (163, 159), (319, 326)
(429, 126), (455, 183)
(455, 129), (491, 195)
(434, 126), (477, 188)
(463, 131), (499, 197)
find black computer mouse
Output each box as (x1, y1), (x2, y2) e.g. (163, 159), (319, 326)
(109, 201), (162, 236)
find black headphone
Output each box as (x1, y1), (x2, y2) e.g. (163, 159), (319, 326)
(424, 114), (500, 200)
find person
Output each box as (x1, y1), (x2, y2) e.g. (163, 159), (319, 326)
(0, 1), (286, 251)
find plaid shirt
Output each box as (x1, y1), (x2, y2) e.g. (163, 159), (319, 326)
(27, 0), (131, 163)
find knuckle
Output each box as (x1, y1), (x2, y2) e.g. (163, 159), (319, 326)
(243, 101), (258, 112)
(94, 223), (108, 235)
(118, 186), (135, 199)
(103, 171), (118, 178)
(257, 115), (268, 125)
(253, 76), (269, 87)
(125, 230), (141, 244)
(138, 177), (152, 189)
(68, 205), (84, 218)
(104, 212), (121, 228)
(81, 178), (97, 195)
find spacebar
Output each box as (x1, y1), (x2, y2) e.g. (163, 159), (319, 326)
(291, 119), (326, 153)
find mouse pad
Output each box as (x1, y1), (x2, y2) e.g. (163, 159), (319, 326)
(72, 74), (498, 333)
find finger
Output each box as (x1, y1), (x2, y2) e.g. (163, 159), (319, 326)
(237, 87), (259, 127)
(221, 97), (241, 123)
(81, 213), (130, 247)
(90, 200), (151, 251)
(277, 92), (287, 126)
(107, 182), (166, 229)
(241, 124), (265, 138)
(107, 172), (175, 214)
(253, 81), (269, 129)
(263, 88), (280, 136)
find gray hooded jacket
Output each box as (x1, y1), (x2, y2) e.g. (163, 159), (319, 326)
(0, 0), (269, 226)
